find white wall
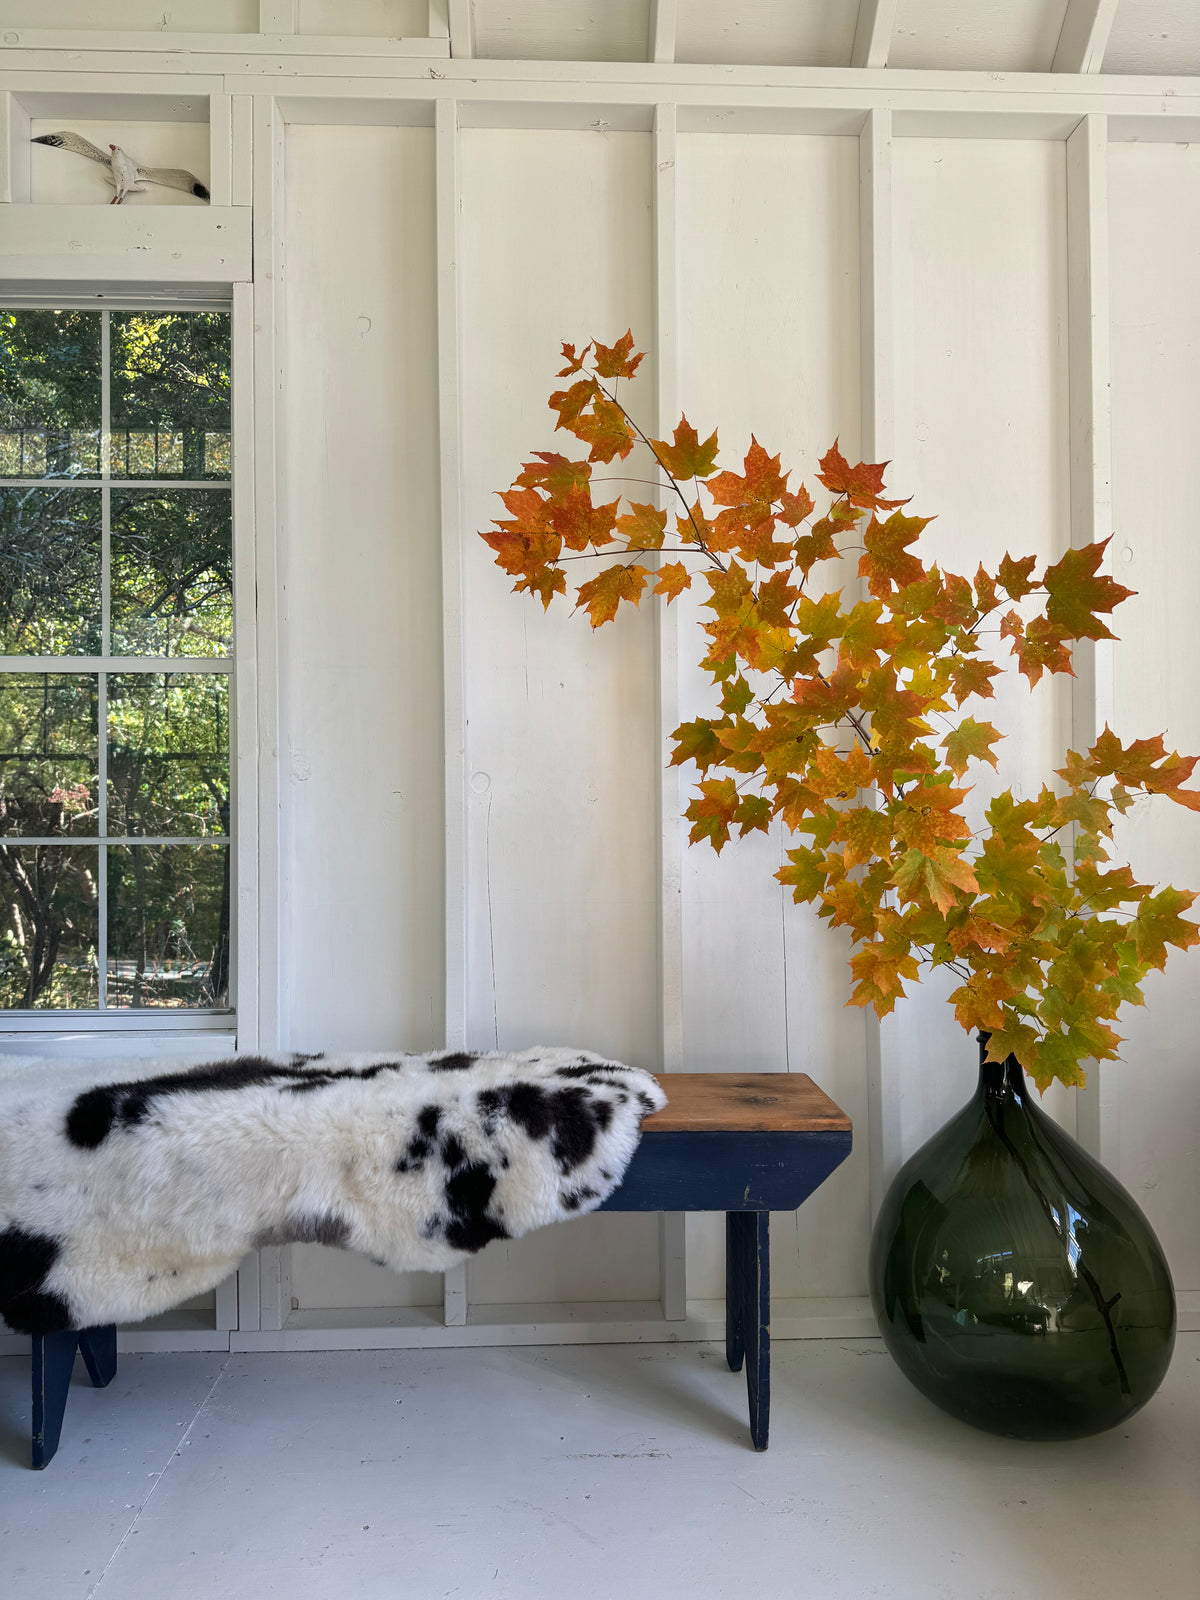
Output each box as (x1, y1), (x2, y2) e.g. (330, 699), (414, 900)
(2, 23), (1198, 1343)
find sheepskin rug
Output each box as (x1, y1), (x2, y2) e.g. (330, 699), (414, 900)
(0, 1047), (666, 1336)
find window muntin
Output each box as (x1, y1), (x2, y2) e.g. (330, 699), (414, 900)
(0, 308), (232, 1014)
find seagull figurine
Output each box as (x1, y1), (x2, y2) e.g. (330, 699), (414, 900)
(31, 131), (210, 204)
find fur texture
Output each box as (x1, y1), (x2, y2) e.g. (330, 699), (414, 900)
(0, 1048), (665, 1335)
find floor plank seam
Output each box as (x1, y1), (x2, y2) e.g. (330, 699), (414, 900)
(83, 1355), (233, 1600)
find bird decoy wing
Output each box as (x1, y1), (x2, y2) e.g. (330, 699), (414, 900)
(31, 130), (112, 165)
(137, 165), (211, 202)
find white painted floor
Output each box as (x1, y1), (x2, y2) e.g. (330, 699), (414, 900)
(1, 1335), (1197, 1600)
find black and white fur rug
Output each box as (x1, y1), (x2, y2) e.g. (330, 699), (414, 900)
(0, 1047), (666, 1336)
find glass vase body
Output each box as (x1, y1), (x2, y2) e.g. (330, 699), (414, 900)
(868, 1037), (1176, 1440)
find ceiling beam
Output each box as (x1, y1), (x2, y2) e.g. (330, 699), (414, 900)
(851, 0), (898, 70)
(1053, 0), (1119, 73)
(649, 0), (677, 65)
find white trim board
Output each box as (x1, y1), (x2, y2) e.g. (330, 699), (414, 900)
(0, 206), (252, 283)
(231, 1297), (878, 1351)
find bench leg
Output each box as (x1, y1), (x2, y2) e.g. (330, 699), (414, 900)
(78, 1324), (118, 1389)
(31, 1330), (80, 1470)
(726, 1210), (771, 1451)
(725, 1213), (745, 1373)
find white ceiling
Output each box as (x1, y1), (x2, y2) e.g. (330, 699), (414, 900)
(468, 0), (1200, 73)
(2, 0), (1198, 73)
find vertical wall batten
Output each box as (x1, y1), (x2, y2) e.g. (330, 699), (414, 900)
(437, 96), (470, 1328)
(858, 108), (902, 1220)
(250, 92), (290, 1331)
(231, 279), (260, 1051)
(653, 102), (686, 1320)
(209, 94), (234, 210)
(1066, 113), (1119, 1171)
(2, 92), (32, 205)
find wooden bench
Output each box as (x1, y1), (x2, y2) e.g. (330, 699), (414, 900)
(28, 1072), (852, 1467)
(601, 1072), (853, 1451)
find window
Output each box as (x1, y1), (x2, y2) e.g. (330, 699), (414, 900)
(0, 307), (233, 1015)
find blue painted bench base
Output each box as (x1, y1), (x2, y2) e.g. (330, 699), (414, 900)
(600, 1078), (854, 1451)
(31, 1324), (117, 1469)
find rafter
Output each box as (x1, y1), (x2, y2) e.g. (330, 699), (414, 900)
(1053, 0), (1119, 73)
(851, 0), (898, 69)
(649, 0), (678, 64)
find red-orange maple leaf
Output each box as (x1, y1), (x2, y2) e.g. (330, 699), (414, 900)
(816, 440), (906, 511)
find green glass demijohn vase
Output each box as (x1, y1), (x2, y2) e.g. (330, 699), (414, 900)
(868, 1033), (1176, 1439)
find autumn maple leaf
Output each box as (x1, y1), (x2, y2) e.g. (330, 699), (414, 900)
(649, 416), (719, 481)
(816, 440), (906, 511)
(575, 562), (649, 626)
(591, 330), (645, 380)
(1043, 538), (1134, 642)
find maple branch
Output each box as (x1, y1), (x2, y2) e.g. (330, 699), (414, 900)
(589, 368), (725, 572)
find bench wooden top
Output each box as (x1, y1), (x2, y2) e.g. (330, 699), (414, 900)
(641, 1073), (852, 1135)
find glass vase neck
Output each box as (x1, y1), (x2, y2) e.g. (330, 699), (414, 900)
(975, 1031), (1027, 1100)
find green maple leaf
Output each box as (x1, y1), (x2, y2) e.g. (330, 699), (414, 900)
(650, 416), (719, 481)
(1043, 538), (1134, 642)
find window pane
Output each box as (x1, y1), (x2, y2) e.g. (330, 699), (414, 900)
(107, 673), (229, 838)
(0, 486), (102, 653)
(0, 674), (98, 837)
(110, 488), (232, 656)
(0, 844), (98, 1008)
(110, 312), (231, 480)
(0, 309), (101, 479)
(107, 843), (229, 1009)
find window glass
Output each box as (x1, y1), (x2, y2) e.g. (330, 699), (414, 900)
(0, 307), (232, 1014)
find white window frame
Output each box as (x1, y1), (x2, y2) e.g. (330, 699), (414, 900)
(0, 285), (257, 1041)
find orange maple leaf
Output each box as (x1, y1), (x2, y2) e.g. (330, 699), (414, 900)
(615, 501), (668, 550)
(591, 330), (645, 380)
(653, 561), (692, 603)
(575, 562), (649, 626)
(860, 510), (933, 599)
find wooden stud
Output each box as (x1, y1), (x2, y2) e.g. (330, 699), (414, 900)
(1053, 0), (1119, 74)
(851, 0), (898, 70)
(652, 101), (686, 1321)
(250, 92), (289, 1332)
(436, 95), (470, 1329)
(231, 279), (260, 1052)
(857, 107), (904, 1218)
(1065, 113), (1119, 1171)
